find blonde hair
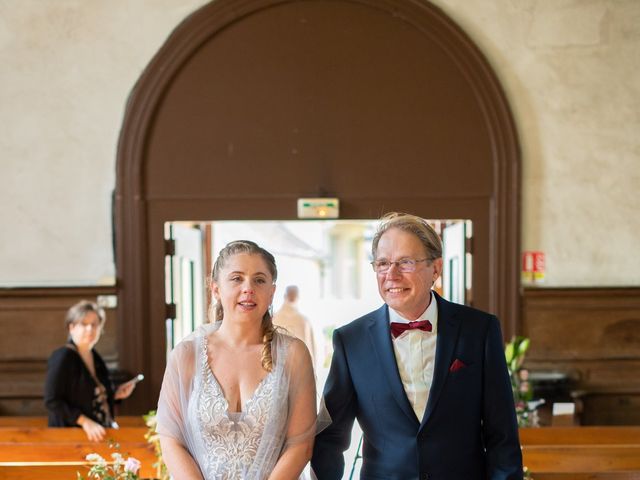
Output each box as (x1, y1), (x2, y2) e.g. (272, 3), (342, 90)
(210, 240), (278, 371)
(64, 300), (105, 339)
(372, 212), (443, 261)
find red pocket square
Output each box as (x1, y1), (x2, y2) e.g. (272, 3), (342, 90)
(449, 359), (466, 372)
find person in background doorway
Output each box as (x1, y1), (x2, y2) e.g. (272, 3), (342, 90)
(312, 212), (522, 479)
(44, 300), (138, 441)
(273, 285), (317, 366)
(156, 240), (318, 479)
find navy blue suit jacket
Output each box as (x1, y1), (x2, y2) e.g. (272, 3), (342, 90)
(312, 293), (522, 480)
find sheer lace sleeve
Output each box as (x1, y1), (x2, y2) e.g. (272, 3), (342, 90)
(156, 324), (215, 466)
(248, 331), (321, 478)
(282, 336), (318, 447)
(156, 336), (196, 444)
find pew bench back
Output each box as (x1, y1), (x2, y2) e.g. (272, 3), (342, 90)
(1, 421), (639, 479)
(0, 425), (158, 480)
(520, 426), (640, 480)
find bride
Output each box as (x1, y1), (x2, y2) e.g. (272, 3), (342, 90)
(157, 240), (317, 479)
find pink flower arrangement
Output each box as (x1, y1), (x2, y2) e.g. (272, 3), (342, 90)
(124, 457), (142, 475)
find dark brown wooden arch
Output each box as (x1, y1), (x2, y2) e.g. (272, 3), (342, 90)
(116, 0), (520, 412)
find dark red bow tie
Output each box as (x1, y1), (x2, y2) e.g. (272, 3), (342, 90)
(390, 320), (432, 338)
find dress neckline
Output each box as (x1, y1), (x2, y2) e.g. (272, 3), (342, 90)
(202, 336), (274, 415)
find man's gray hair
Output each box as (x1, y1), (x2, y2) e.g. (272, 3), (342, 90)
(372, 212), (442, 261)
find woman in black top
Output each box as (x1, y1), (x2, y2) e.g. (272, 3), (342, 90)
(44, 300), (138, 441)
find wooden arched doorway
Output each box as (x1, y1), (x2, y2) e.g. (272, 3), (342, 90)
(115, 0), (520, 412)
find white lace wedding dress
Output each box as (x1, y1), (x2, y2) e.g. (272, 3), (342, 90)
(156, 322), (317, 480)
(195, 337), (277, 478)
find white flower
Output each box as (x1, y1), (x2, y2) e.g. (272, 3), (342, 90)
(111, 452), (125, 464)
(124, 457), (142, 475)
(85, 453), (106, 465)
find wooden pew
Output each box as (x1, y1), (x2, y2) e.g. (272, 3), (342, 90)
(0, 425), (158, 480)
(520, 427), (640, 480)
(0, 415), (146, 427)
(3, 421), (638, 479)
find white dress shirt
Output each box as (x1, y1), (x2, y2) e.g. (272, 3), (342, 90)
(389, 291), (438, 420)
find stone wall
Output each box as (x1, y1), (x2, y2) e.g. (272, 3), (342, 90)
(0, 0), (638, 287)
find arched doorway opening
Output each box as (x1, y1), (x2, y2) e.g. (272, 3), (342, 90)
(115, 0), (520, 412)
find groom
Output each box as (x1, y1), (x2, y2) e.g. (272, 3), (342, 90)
(312, 212), (522, 479)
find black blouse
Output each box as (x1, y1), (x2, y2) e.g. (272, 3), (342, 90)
(44, 341), (115, 427)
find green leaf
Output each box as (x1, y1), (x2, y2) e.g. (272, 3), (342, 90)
(505, 342), (514, 364)
(518, 338), (530, 355)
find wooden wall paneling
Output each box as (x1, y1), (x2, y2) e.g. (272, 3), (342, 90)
(522, 288), (640, 360)
(522, 287), (640, 425)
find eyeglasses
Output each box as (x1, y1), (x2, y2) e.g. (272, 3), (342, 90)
(370, 258), (430, 273)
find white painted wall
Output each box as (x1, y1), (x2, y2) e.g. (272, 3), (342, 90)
(0, 0), (638, 287)
(433, 0), (640, 286)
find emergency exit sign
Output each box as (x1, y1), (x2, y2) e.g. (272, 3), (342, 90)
(297, 198), (340, 219)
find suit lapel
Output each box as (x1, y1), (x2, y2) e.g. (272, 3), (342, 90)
(419, 293), (462, 431)
(367, 305), (419, 426)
